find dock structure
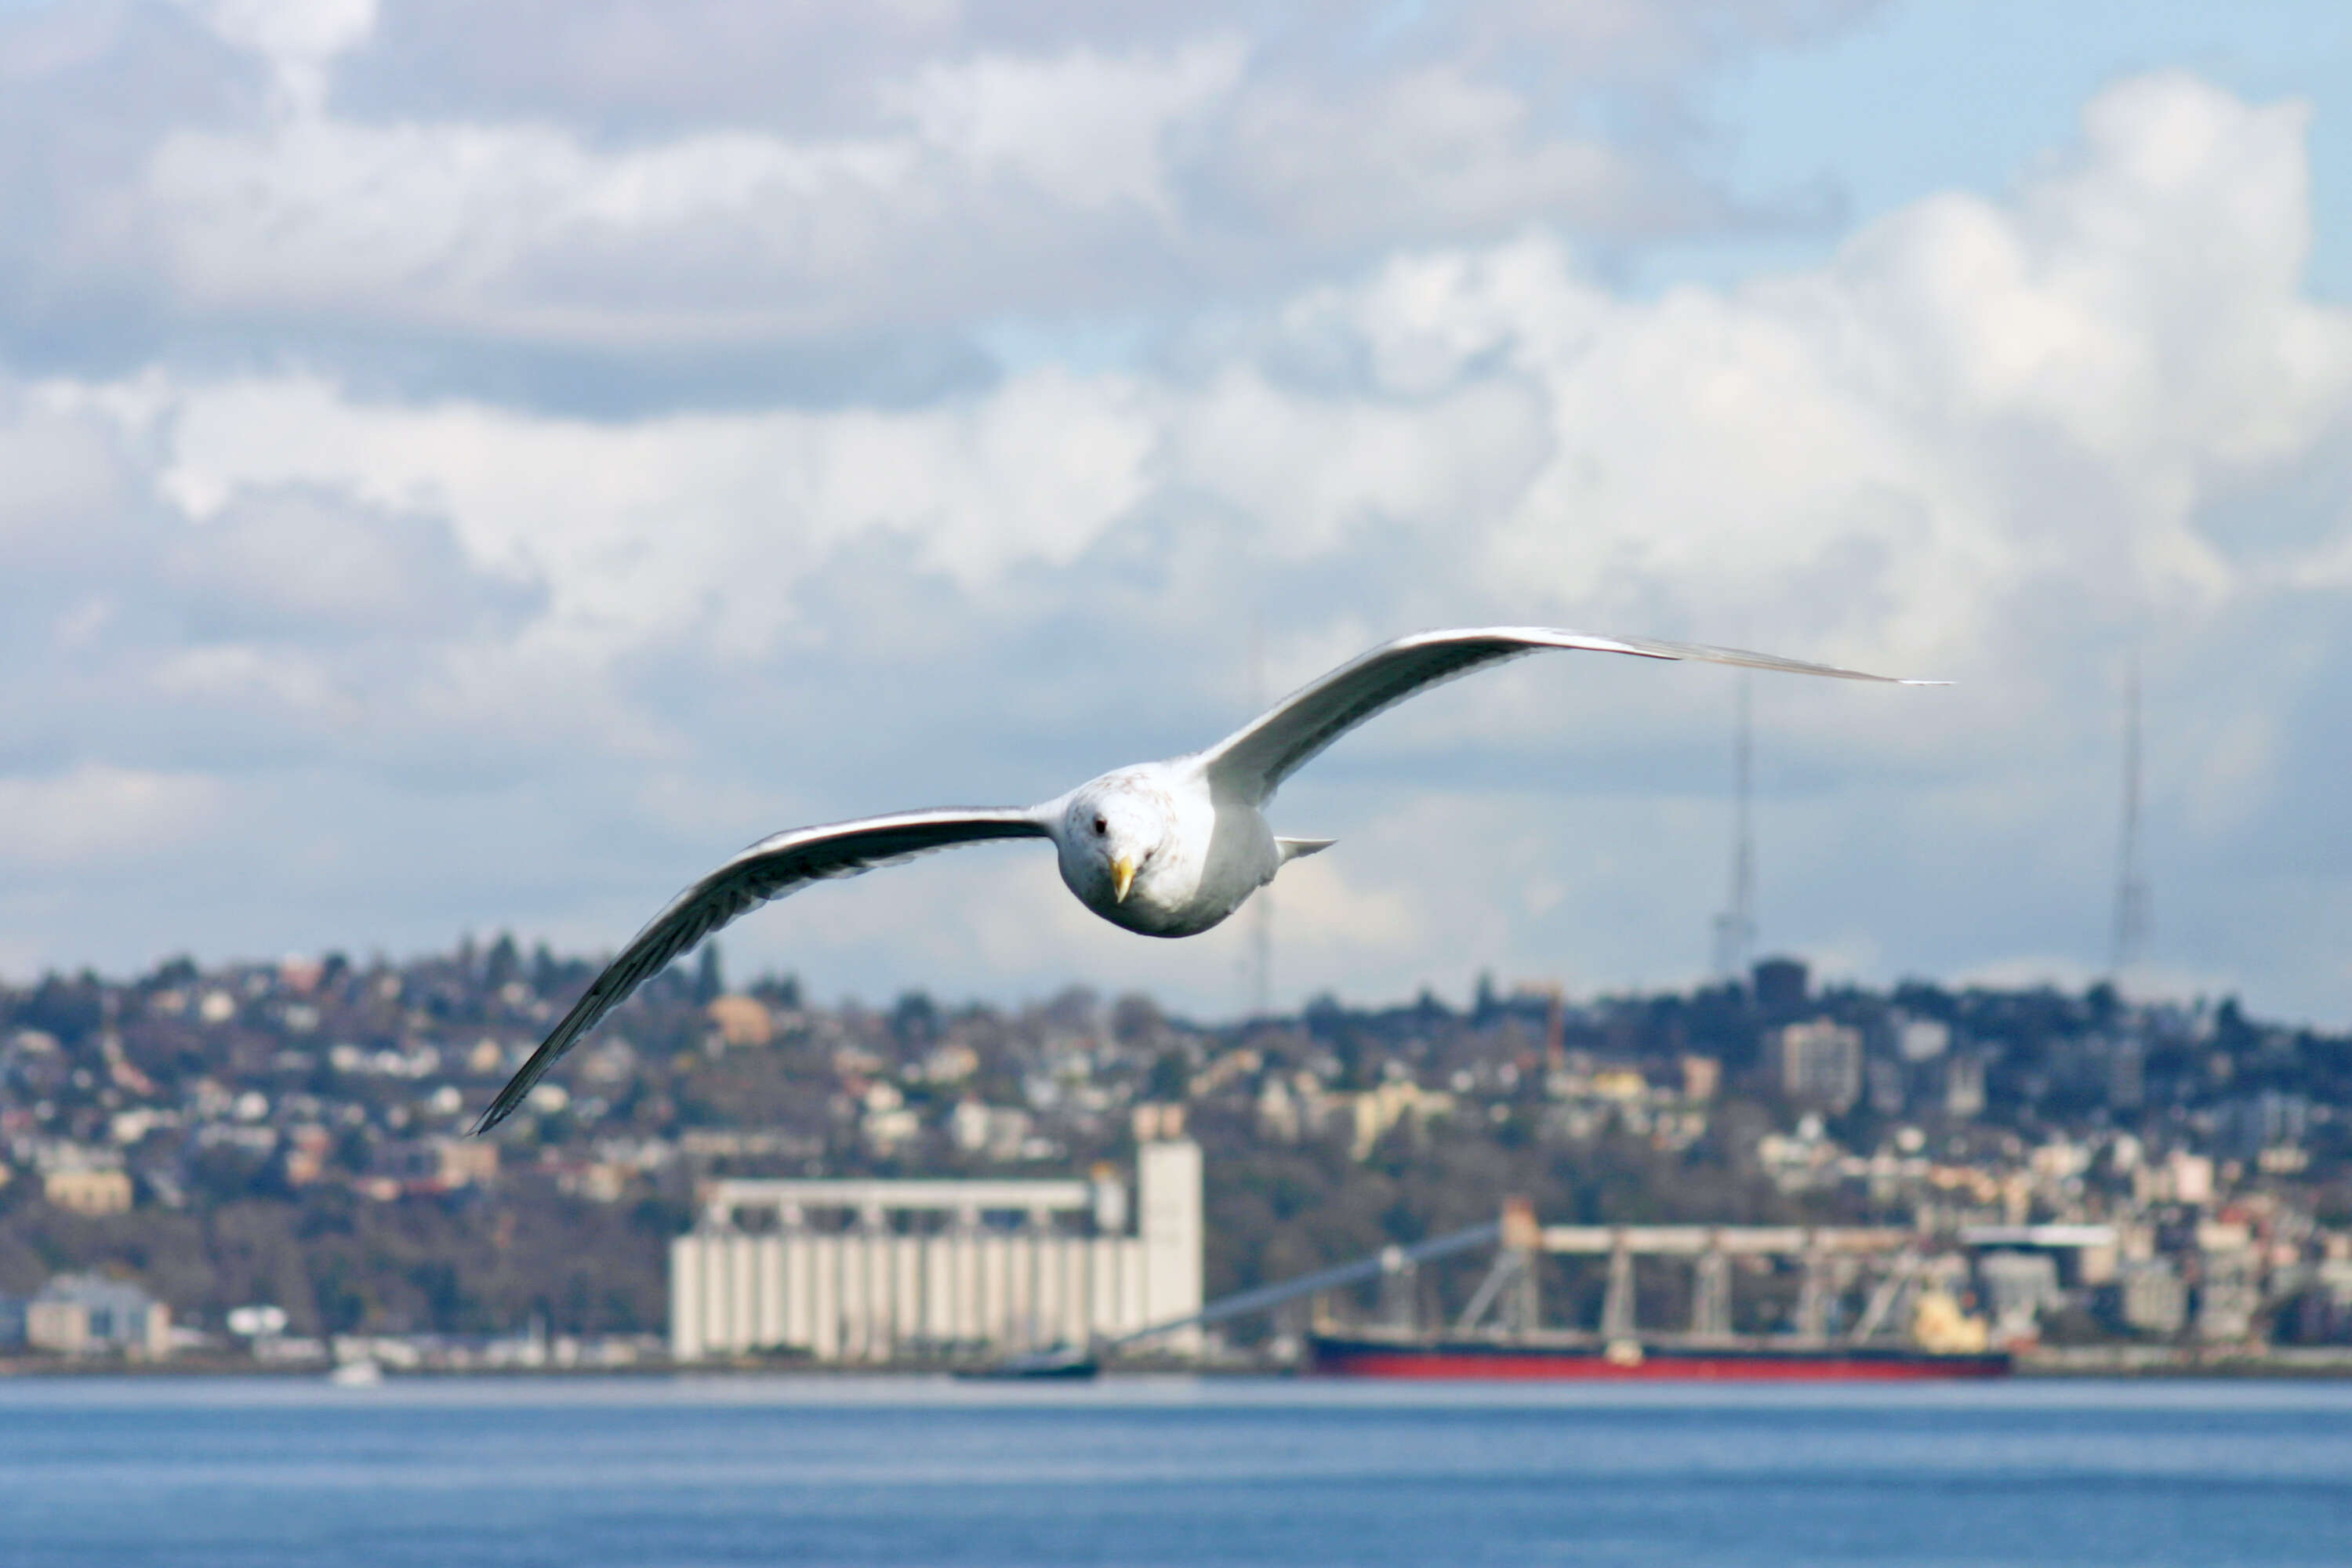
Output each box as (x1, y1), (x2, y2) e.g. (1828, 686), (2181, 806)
(1428, 1202), (2118, 1348)
(1492, 1219), (1929, 1342)
(668, 1134), (1201, 1363)
(1296, 1201), (2127, 1378)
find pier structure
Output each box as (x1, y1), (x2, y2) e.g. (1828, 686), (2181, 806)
(1438, 1203), (2117, 1348)
(1494, 1221), (1926, 1343)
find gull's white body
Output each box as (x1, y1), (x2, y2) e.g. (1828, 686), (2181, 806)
(475, 625), (1936, 1132)
(1048, 761), (1319, 938)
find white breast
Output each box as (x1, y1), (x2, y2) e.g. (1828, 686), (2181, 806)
(1078, 765), (1283, 938)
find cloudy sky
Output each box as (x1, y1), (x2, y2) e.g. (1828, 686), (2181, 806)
(5, 1), (2352, 1022)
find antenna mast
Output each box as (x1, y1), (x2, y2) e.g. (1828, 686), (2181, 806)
(1711, 676), (1756, 981)
(2111, 651), (2151, 978)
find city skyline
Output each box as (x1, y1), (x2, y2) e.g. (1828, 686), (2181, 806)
(5, 928), (2344, 1365)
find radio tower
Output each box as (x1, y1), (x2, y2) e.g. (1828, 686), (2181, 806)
(1711, 676), (1756, 982)
(2111, 651), (2151, 978)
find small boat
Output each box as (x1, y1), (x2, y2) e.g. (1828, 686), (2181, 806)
(328, 1357), (385, 1387)
(953, 1345), (1100, 1381)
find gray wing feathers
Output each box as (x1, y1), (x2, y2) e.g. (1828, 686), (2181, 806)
(1201, 626), (1929, 802)
(1203, 634), (1541, 802)
(472, 809), (1050, 1134)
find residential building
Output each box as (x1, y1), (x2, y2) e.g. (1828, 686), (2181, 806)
(705, 995), (774, 1048)
(1775, 1020), (1862, 1113)
(42, 1165), (132, 1216)
(2118, 1258), (2187, 1336)
(22, 1274), (172, 1358)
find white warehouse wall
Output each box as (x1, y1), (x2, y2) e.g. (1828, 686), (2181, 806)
(669, 1137), (1203, 1363)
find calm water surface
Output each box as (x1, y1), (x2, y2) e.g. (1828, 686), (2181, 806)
(2, 1375), (2347, 1566)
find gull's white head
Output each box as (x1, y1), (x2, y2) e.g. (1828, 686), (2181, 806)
(1058, 772), (1177, 915)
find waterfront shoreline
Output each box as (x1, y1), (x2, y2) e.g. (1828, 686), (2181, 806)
(9, 1346), (2352, 1379)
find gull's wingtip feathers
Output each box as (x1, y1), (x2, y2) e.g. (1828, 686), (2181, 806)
(1397, 625), (1942, 685)
(1200, 622), (1940, 802)
(470, 1081), (530, 1137)
(470, 808), (1054, 1133)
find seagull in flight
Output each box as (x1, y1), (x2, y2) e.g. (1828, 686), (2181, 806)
(474, 626), (1934, 1132)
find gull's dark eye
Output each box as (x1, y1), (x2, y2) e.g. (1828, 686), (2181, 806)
(1093, 815), (1108, 835)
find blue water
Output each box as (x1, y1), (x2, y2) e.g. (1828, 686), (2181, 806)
(2, 1376), (2347, 1566)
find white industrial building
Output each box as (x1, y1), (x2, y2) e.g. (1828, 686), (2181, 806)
(670, 1133), (1202, 1363)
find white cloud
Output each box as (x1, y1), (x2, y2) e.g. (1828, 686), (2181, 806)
(0, 764), (227, 867)
(0, 0), (1870, 379)
(183, 0), (377, 66)
(154, 364), (1154, 663)
(151, 643), (358, 724)
(887, 39), (1247, 217)
(132, 34), (1250, 348)
(5, 63), (2352, 1023)
(179, 0), (376, 111)
(1219, 67), (1683, 244)
(171, 484), (535, 637)
(0, 392), (145, 562)
(145, 115), (920, 339)
(1170, 363), (1555, 561)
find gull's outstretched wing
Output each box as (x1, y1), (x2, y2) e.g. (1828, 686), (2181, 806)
(473, 808), (1051, 1134)
(1200, 626), (1938, 804)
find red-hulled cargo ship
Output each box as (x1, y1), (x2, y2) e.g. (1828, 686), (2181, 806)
(1299, 1200), (2014, 1381)
(1308, 1331), (2011, 1381)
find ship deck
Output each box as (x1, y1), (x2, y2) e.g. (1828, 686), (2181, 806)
(1308, 1330), (2012, 1381)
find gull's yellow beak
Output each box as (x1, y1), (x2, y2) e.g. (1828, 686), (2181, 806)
(1110, 855), (1137, 903)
